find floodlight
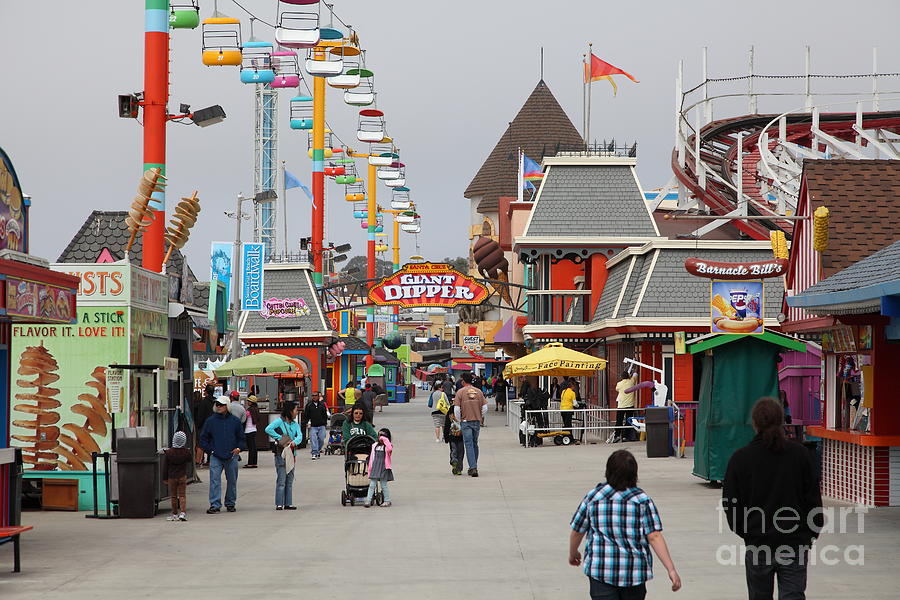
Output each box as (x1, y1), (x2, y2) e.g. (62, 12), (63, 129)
(332, 254), (347, 263)
(192, 105), (226, 127)
(335, 243), (352, 253)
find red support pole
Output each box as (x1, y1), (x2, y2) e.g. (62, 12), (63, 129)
(142, 0), (170, 273)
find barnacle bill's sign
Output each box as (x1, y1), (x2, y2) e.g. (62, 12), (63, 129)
(684, 258), (788, 280)
(368, 263), (489, 308)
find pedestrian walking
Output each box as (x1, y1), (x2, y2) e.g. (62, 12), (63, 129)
(429, 380), (448, 443)
(569, 449), (682, 599)
(163, 431), (192, 521)
(492, 377), (507, 411)
(199, 396), (246, 514)
(265, 401), (304, 510)
(196, 383), (216, 467)
(303, 392), (330, 460)
(722, 397), (823, 600)
(342, 405), (377, 449)
(227, 390), (247, 424)
(364, 428), (394, 508)
(338, 380), (357, 411)
(560, 380), (577, 431)
(443, 400), (464, 475)
(614, 372), (638, 442)
(361, 383), (376, 415)
(243, 394), (260, 468)
(453, 372), (487, 477)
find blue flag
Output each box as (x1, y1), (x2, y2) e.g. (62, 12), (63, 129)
(522, 154), (542, 175)
(285, 170), (313, 202)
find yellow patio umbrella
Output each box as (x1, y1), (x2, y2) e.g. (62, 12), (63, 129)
(503, 342), (607, 378)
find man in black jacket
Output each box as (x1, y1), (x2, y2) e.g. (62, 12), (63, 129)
(302, 392), (330, 460)
(723, 397), (823, 600)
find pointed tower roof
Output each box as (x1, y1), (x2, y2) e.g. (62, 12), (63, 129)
(464, 80), (583, 213)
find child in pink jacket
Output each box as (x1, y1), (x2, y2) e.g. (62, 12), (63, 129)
(365, 428), (393, 507)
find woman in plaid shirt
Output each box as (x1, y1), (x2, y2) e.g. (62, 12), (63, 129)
(569, 449), (682, 599)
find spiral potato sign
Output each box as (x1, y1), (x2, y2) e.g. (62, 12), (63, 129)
(368, 263), (489, 308)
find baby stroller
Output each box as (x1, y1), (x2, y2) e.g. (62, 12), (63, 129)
(341, 435), (383, 506)
(324, 413), (346, 455)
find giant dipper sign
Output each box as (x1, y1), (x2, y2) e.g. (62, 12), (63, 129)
(368, 263), (489, 308)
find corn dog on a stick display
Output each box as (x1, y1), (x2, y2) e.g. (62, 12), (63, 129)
(11, 344), (62, 471)
(55, 367), (111, 471)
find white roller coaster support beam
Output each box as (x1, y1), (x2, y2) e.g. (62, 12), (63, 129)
(810, 126), (868, 159)
(690, 209), (741, 238)
(702, 48), (712, 124)
(805, 46), (812, 112)
(676, 60), (685, 168)
(748, 46), (758, 114)
(852, 124), (900, 159)
(695, 110), (705, 190)
(737, 132), (746, 216)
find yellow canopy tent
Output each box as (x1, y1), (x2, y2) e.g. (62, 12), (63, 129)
(503, 342), (607, 378)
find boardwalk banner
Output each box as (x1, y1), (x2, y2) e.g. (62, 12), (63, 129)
(368, 263), (489, 308)
(241, 242), (264, 311)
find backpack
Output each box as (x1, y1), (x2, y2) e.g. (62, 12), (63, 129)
(436, 392), (451, 415)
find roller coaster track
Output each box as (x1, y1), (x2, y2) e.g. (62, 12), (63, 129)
(669, 54), (900, 240)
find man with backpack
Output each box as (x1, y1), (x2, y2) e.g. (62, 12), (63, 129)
(453, 372), (488, 477)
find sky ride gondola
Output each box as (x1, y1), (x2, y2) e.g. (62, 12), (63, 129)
(170, 1), (200, 29)
(352, 201), (367, 219)
(334, 158), (357, 184)
(344, 69), (375, 106)
(201, 15), (242, 66)
(271, 49), (301, 88)
(345, 182), (365, 202)
(357, 109), (385, 143)
(305, 47), (343, 77)
(396, 211), (418, 224)
(401, 223), (421, 234)
(328, 44), (362, 89)
(290, 96), (313, 130)
(391, 186), (411, 210)
(240, 40), (275, 84)
(376, 161), (403, 180)
(275, 0), (321, 49)
(368, 139), (395, 166)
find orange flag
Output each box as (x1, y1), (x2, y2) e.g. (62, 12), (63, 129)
(583, 53), (639, 96)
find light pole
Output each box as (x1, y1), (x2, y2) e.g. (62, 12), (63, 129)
(225, 193), (253, 392)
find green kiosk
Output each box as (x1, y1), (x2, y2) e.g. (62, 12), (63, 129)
(687, 331), (807, 482)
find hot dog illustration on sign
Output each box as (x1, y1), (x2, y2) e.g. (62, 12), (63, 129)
(710, 280), (764, 335)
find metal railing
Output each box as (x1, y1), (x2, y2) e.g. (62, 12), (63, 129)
(526, 289), (592, 325)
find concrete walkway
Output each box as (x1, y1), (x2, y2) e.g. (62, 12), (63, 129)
(2, 397), (898, 599)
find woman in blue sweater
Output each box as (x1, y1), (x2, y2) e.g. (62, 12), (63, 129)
(265, 401), (304, 510)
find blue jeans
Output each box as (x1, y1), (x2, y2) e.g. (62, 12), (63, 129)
(309, 425), (326, 456)
(274, 453), (295, 507)
(208, 454), (238, 509)
(366, 477), (391, 503)
(460, 420), (481, 469)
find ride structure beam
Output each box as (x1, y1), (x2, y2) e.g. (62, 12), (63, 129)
(366, 162), (377, 367)
(142, 0), (170, 273)
(311, 48), (326, 287)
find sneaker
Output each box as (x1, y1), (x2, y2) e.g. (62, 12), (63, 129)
(166, 514), (179, 521)
(226, 506), (236, 513)
(284, 506), (298, 510)
(468, 468), (479, 477)
(364, 501), (371, 508)
(206, 506), (220, 514)
(178, 512), (187, 521)
(452, 466), (462, 476)
(381, 501), (392, 507)
(311, 455), (317, 460)
(276, 506), (284, 510)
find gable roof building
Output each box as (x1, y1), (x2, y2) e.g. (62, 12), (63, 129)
(464, 80), (583, 214)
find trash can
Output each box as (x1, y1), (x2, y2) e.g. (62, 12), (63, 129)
(645, 407), (673, 458)
(395, 386), (408, 403)
(116, 437), (158, 518)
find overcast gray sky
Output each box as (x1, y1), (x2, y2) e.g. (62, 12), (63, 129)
(2, 1), (898, 277)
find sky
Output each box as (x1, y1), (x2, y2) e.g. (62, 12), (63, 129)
(2, 1), (899, 279)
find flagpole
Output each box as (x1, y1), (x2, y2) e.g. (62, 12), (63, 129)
(587, 42), (593, 148)
(281, 160), (288, 255)
(517, 147), (524, 203)
(582, 54), (587, 146)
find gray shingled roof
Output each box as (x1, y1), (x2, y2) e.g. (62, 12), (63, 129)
(241, 267), (330, 335)
(593, 247), (784, 322)
(524, 165), (658, 237)
(192, 281), (211, 310)
(57, 210), (196, 280)
(801, 240), (900, 296)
